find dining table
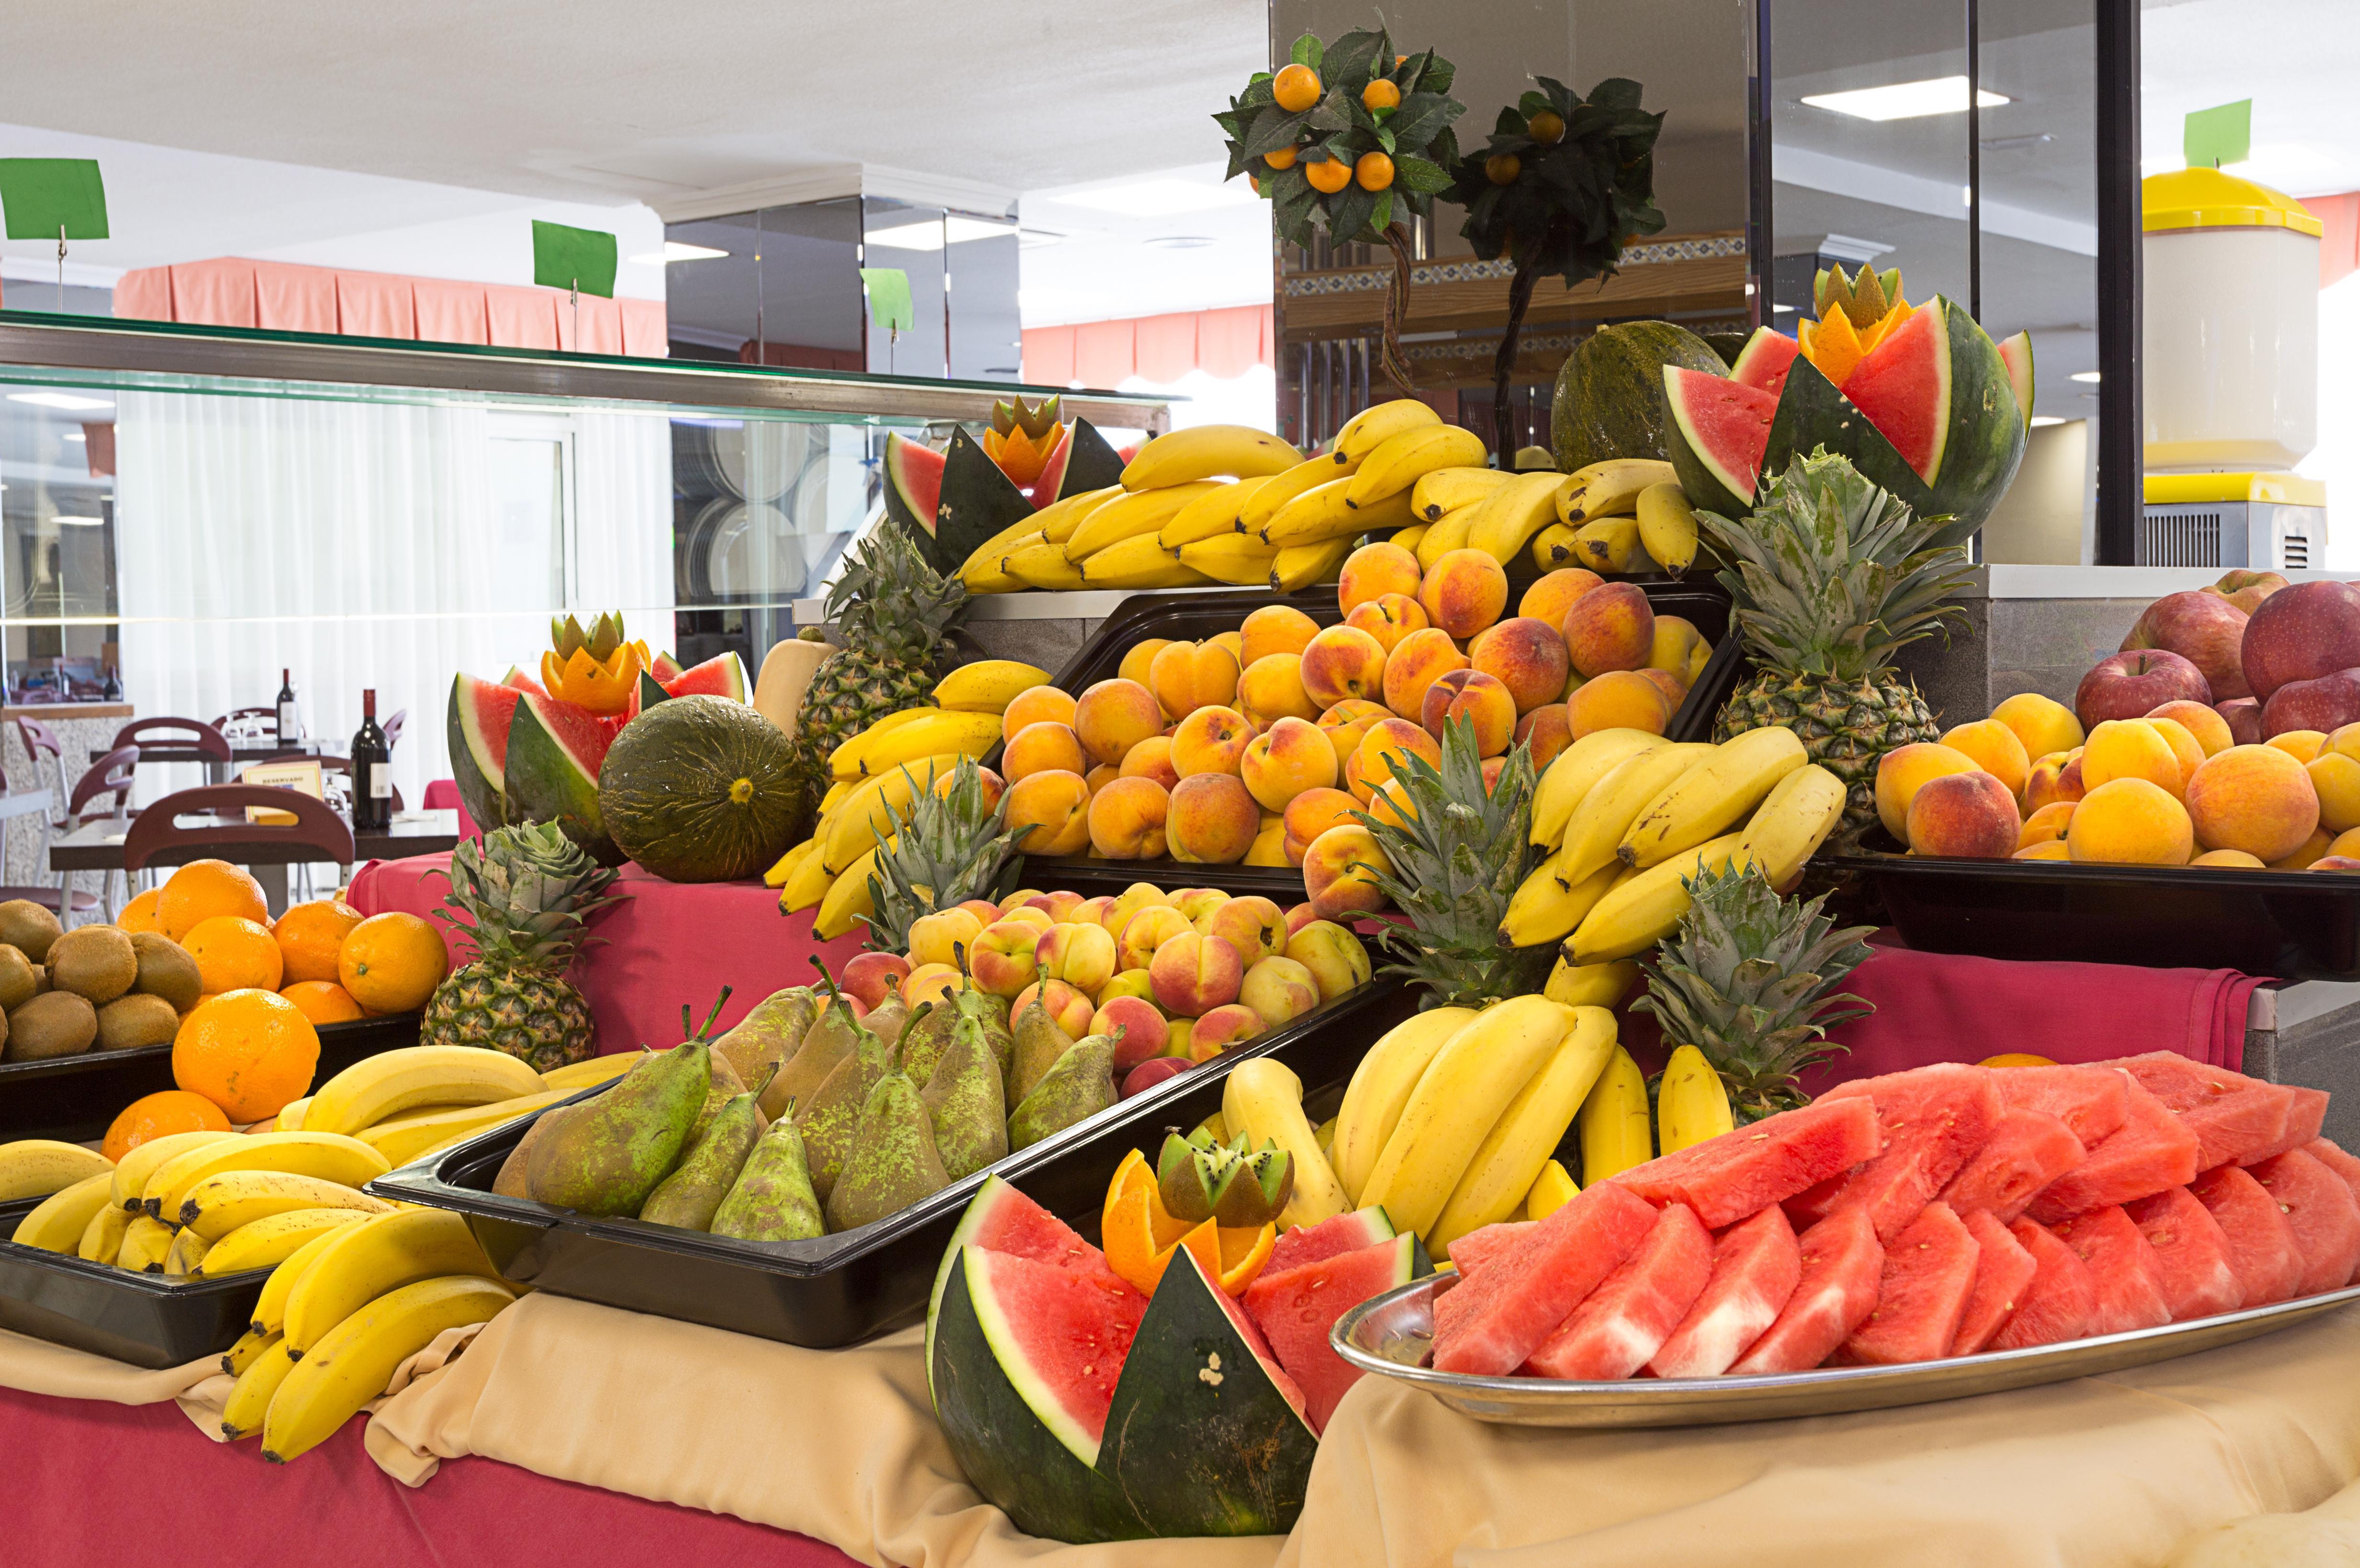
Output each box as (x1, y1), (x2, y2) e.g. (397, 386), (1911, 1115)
(48, 808), (462, 913)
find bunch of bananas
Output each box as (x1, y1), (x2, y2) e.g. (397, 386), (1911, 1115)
(1564, 1035), (1735, 1192)
(1501, 725), (1846, 963)
(1484, 459), (1703, 579)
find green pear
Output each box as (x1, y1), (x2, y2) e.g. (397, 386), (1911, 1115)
(525, 993), (728, 1216)
(716, 987), (816, 1088)
(824, 1070), (951, 1232)
(638, 1089), (768, 1231)
(795, 1005), (918, 1204)
(1007, 993), (1074, 1107)
(920, 1012), (1008, 1181)
(955, 986), (1014, 1082)
(690, 1050), (748, 1145)
(762, 966), (863, 1123)
(494, 1103), (574, 1200)
(1007, 1032), (1118, 1152)
(711, 1112), (824, 1242)
(861, 990), (912, 1058)
(895, 992), (962, 1086)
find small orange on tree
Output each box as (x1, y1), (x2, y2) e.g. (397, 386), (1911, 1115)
(1361, 78), (1401, 112)
(1272, 62), (1322, 113)
(1304, 156), (1353, 194)
(1263, 145), (1299, 171)
(1355, 152), (1395, 192)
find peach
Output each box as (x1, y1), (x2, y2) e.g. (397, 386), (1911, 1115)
(908, 906), (985, 971)
(1035, 921), (1118, 995)
(1171, 704), (1256, 777)
(1519, 567), (1604, 634)
(1241, 604), (1320, 667)
(1238, 955), (1321, 1028)
(2066, 778), (2194, 866)
(1100, 967), (1157, 1006)
(2013, 841), (2071, 861)
(840, 951), (910, 1011)
(2082, 719), (2184, 799)
(1025, 890), (1087, 923)
(1873, 743), (1982, 843)
(1117, 638), (1173, 690)
(2272, 828), (2332, 870)
(1002, 770), (1092, 856)
(1095, 995), (1170, 1071)
(1303, 823), (1392, 920)
(1479, 757), (1509, 796)
(1163, 1018), (1196, 1061)
(957, 898), (1006, 928)
(1286, 919), (1372, 1000)
(1300, 624), (1389, 709)
(2191, 848), (2266, 869)
(1422, 668), (1518, 756)
(1638, 668), (1688, 713)
(1338, 541), (1423, 612)
(1647, 614), (1703, 676)
(901, 962), (965, 1009)
(1168, 773), (1260, 863)
(1187, 1003), (1266, 1061)
(1013, 978), (1096, 1042)
(1905, 771), (2022, 859)
(1240, 715), (1338, 811)
(1939, 718), (2032, 800)
(2267, 730), (2328, 764)
(999, 889), (1041, 914)
(1419, 548), (1510, 640)
(1566, 669), (1671, 740)
(998, 905), (1055, 934)
(2148, 699), (2233, 757)
(1001, 684), (1078, 743)
(1172, 888), (1230, 924)
(1211, 630), (1244, 666)
(2021, 751), (2083, 814)
(1149, 930), (1245, 1016)
(2018, 801), (2076, 849)
(2314, 856), (2360, 873)
(1202, 894), (1287, 966)
(2312, 751), (2360, 834)
(968, 920), (1043, 997)
(1345, 593), (1429, 655)
(972, 767), (1007, 813)
(1358, 717), (1444, 792)
(1365, 776), (1418, 830)
(1087, 775), (1170, 858)
(1561, 581), (1655, 678)
(2330, 723), (2360, 759)
(1117, 905), (1193, 972)
(1283, 902), (1321, 935)
(1071, 895), (1118, 930)
(1150, 639), (1241, 720)
(1103, 882), (1172, 935)
(1990, 692), (2085, 765)
(1245, 818), (1291, 866)
(2145, 716), (2207, 792)
(1683, 639), (1711, 688)
(1283, 787), (1361, 863)
(1085, 762), (1121, 795)
(1003, 720), (1086, 782)
(1239, 652), (1320, 727)
(1118, 734), (1181, 792)
(2185, 744), (2321, 861)
(1470, 617), (1571, 715)
(1317, 697), (1390, 761)
(1513, 704), (1574, 772)
(1074, 678), (1165, 766)
(1381, 626), (1469, 721)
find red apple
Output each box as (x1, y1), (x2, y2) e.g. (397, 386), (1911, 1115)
(2075, 649), (2211, 728)
(2215, 697), (2264, 746)
(2121, 590), (2250, 701)
(2261, 667), (2360, 738)
(839, 951), (910, 1012)
(1119, 1056), (1190, 1099)
(2205, 569), (2289, 616)
(2243, 580), (2360, 701)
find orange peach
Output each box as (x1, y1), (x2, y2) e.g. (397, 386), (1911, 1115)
(1421, 668), (1518, 756)
(1470, 617), (1571, 714)
(1087, 775), (1170, 858)
(1282, 902), (1321, 936)
(1117, 905), (1193, 973)
(1095, 995), (1170, 1070)
(1561, 581), (1655, 678)
(2018, 801), (2076, 849)
(1238, 955), (1321, 1028)
(2272, 828), (2333, 870)
(1149, 931), (1245, 1017)
(2310, 750), (2360, 834)
(1211, 630), (1244, 666)
(2267, 730), (2328, 764)
(1647, 615), (1703, 677)
(1000, 684), (1078, 743)
(998, 905), (1055, 934)
(2021, 750), (2084, 813)
(1418, 548), (1510, 639)
(2146, 716), (2207, 792)
(1345, 593), (1429, 656)
(1150, 639), (1241, 720)
(2313, 856), (2360, 873)
(1283, 787), (1361, 864)
(1316, 698), (1391, 771)
(2013, 841), (2071, 861)
(1240, 715), (1339, 811)
(1167, 773), (1260, 864)
(1034, 921), (1118, 996)
(2067, 778), (2194, 865)
(1084, 762), (1120, 795)
(2185, 744), (2321, 861)
(968, 920), (1043, 997)
(1514, 704), (1574, 772)
(900, 962), (965, 1008)
(908, 906), (985, 971)
(1003, 720), (1087, 781)
(2082, 719), (2185, 800)
(1566, 670), (1671, 739)
(1024, 890), (1087, 923)
(1285, 919), (1371, 1000)
(960, 898), (1009, 927)
(1187, 1003), (1266, 1060)
(1638, 667), (1688, 713)
(1241, 604), (1320, 667)
(1171, 704), (1256, 777)
(1172, 888), (1231, 925)
(1070, 895), (1118, 930)
(1358, 717), (1444, 791)
(1003, 770), (1092, 856)
(1244, 818), (1290, 867)
(1102, 883), (1172, 937)
(1364, 776), (1418, 830)
(1118, 638), (1173, 690)
(1939, 718), (2032, 800)
(1118, 734), (1181, 792)
(1013, 978), (1096, 1042)
(2191, 848), (2266, 868)
(1990, 692), (2084, 765)
(1300, 624), (1389, 709)
(1239, 652), (1320, 728)
(1874, 742), (1982, 843)
(1303, 823), (1392, 920)
(1905, 771), (2022, 859)
(1338, 542), (1423, 613)
(1074, 678), (1164, 766)
(2147, 700), (2233, 757)
(1382, 626), (1469, 720)
(1202, 894), (1288, 966)
(1519, 567), (1604, 633)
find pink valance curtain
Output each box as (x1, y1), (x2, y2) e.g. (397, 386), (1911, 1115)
(1022, 304), (1272, 388)
(2306, 194), (2360, 290)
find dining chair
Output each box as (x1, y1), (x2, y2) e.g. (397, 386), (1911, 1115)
(13, 717), (65, 806)
(51, 745), (138, 924)
(121, 786), (356, 888)
(209, 707), (278, 731)
(112, 716), (232, 767)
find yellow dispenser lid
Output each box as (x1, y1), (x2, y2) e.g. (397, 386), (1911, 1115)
(2143, 167), (2324, 236)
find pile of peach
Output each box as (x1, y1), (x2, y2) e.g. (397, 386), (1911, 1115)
(1876, 689), (2360, 872)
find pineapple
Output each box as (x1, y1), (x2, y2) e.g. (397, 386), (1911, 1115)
(861, 756), (1028, 952)
(420, 821), (621, 1070)
(1360, 716), (1555, 1008)
(1701, 450), (1976, 842)
(1632, 860), (1875, 1123)
(782, 524), (971, 840)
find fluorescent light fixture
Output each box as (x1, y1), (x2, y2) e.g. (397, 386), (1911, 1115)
(2070, 370), (2101, 383)
(865, 216), (1017, 252)
(627, 241), (730, 265)
(7, 391), (113, 412)
(48, 515), (102, 527)
(1801, 76), (2009, 122)
(1018, 229), (1063, 249)
(1052, 178), (1255, 217)
(2030, 415), (2066, 427)
(1771, 303), (1797, 313)
(60, 432), (84, 442)
(1144, 235), (1217, 249)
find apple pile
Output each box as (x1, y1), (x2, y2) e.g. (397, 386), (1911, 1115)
(2082, 569), (2360, 744)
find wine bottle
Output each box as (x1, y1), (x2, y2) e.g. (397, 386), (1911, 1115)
(276, 668), (301, 745)
(351, 689), (392, 832)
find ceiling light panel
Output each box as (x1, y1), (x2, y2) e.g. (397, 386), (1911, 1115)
(1802, 76), (2011, 122)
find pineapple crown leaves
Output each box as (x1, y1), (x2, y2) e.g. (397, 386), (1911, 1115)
(1697, 449), (1977, 681)
(859, 755), (1029, 953)
(1216, 29), (1465, 248)
(1445, 77), (1667, 287)
(429, 820), (622, 973)
(823, 523), (968, 668)
(1355, 715), (1555, 1007)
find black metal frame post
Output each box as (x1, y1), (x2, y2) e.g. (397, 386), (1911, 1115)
(2094, 0), (2142, 564)
(1967, 0), (1982, 322)
(1749, 0), (1775, 332)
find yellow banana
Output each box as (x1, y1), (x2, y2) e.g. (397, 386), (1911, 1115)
(1526, 1159), (1579, 1220)
(1618, 726), (1807, 870)
(932, 660), (1050, 714)
(1465, 471), (1569, 564)
(1566, 830), (1748, 963)
(221, 1323), (279, 1379)
(1360, 996), (1576, 1241)
(1430, 1007), (1618, 1256)
(1269, 536), (1354, 592)
(284, 1207), (505, 1353)
(1555, 458), (1678, 525)
(1332, 400), (1440, 465)
(263, 1275), (516, 1463)
(1261, 477), (1416, 546)
(164, 1227), (211, 1276)
(1531, 522), (1582, 571)
(818, 779), (853, 815)
(1575, 514), (1640, 573)
(219, 1336), (297, 1441)
(1177, 534), (1281, 586)
(839, 712), (1005, 781)
(1657, 1044), (1735, 1155)
(1330, 1006), (1480, 1207)
(541, 1055), (639, 1094)
(779, 842), (837, 913)
(1499, 854), (1622, 948)
(0, 1139), (112, 1202)
(1557, 742), (1714, 883)
(1120, 425), (1301, 490)
(1531, 729), (1673, 847)
(1390, 523), (1429, 556)
(1241, 454), (1358, 531)
(1036, 484), (1125, 545)
(1577, 1045), (1654, 1185)
(10, 1171), (117, 1253)
(108, 1133), (233, 1210)
(1002, 540), (1089, 590)
(763, 837), (817, 890)
(1080, 533), (1215, 589)
(118, 1215), (175, 1273)
(956, 558), (1022, 594)
(79, 1201), (128, 1264)
(275, 1098), (312, 1132)
(1414, 505), (1479, 570)
(195, 1207), (372, 1278)
(1411, 465), (1514, 521)
(1734, 762), (1848, 890)
(304, 1046), (547, 1139)
(957, 515), (1051, 584)
(1220, 1058), (1348, 1230)
(1065, 481), (1220, 562)
(1636, 482), (1700, 576)
(356, 1092), (563, 1169)
(823, 756), (962, 874)
(254, 1226), (349, 1337)
(144, 1131), (394, 1222)
(1345, 424), (1489, 508)
(1544, 956), (1640, 1010)
(1160, 475), (1274, 546)
(179, 1171), (392, 1242)
(826, 706), (946, 776)
(813, 846), (880, 940)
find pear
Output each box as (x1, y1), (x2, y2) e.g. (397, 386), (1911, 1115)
(639, 1090), (768, 1232)
(716, 987), (816, 1089)
(1007, 993), (1074, 1107)
(861, 990), (912, 1058)
(955, 986), (1014, 1083)
(895, 992), (962, 1086)
(526, 993), (726, 1216)
(920, 1012), (1008, 1181)
(762, 964), (863, 1123)
(495, 1103), (573, 1200)
(824, 1070), (952, 1232)
(691, 1051), (748, 1145)
(710, 1113), (825, 1242)
(794, 1004), (918, 1204)
(1007, 1033), (1118, 1152)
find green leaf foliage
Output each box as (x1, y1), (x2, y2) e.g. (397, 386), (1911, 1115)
(1447, 76), (1667, 287)
(1291, 32), (1322, 69)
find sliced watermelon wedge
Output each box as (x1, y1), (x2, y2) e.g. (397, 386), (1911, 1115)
(500, 665), (547, 698)
(1951, 1208), (2039, 1356)
(1997, 331), (2035, 428)
(1266, 1205), (1395, 1275)
(1661, 366), (1778, 517)
(504, 691), (625, 865)
(649, 650), (684, 682)
(1727, 327), (1803, 399)
(1728, 1207), (1885, 1374)
(2124, 1186), (2244, 1323)
(882, 431), (947, 544)
(927, 1175), (1121, 1396)
(2191, 1164), (2305, 1307)
(1989, 1218), (2099, 1351)
(1649, 1204), (1802, 1379)
(2048, 1205), (2171, 1334)
(2248, 1150), (2360, 1295)
(1029, 424), (1076, 509)
(1242, 1232), (1419, 1429)
(1843, 300), (1953, 485)
(1523, 1202), (1713, 1381)
(447, 673), (519, 833)
(963, 1246), (1145, 1467)
(663, 651), (749, 701)
(1444, 1218), (1535, 1279)
(1842, 1201), (1980, 1366)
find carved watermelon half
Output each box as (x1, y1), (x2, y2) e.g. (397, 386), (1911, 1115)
(1997, 331), (2036, 428)
(881, 431), (946, 545)
(447, 673), (521, 831)
(1662, 367), (1779, 517)
(661, 651), (748, 701)
(926, 1174), (1118, 1399)
(1727, 326), (1803, 399)
(504, 691), (626, 864)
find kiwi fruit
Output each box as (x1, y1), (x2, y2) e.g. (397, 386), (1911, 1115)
(94, 992), (182, 1052)
(0, 944), (36, 1012)
(48, 925), (138, 1005)
(30, 964), (49, 995)
(6, 990), (96, 1061)
(130, 933), (203, 1012)
(0, 900), (63, 965)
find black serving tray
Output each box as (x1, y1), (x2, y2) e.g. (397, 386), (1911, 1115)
(0, 1194), (268, 1368)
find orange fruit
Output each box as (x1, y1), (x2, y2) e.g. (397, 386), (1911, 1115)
(1263, 145), (1299, 171)
(1101, 1149), (1197, 1294)
(280, 980), (364, 1025)
(337, 912), (450, 1013)
(101, 1089), (232, 1162)
(1978, 1053), (2059, 1069)
(1361, 79), (1401, 112)
(118, 889), (166, 935)
(1305, 157), (1353, 195)
(1528, 109), (1566, 144)
(1272, 62), (1321, 113)
(157, 859), (269, 942)
(1215, 1220), (1276, 1294)
(1355, 152), (1395, 192)
(183, 915), (285, 996)
(1486, 152), (1521, 186)
(172, 989), (319, 1123)
(274, 899), (364, 985)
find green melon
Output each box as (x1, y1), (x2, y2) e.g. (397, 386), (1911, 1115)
(597, 695), (799, 882)
(1550, 320), (1729, 474)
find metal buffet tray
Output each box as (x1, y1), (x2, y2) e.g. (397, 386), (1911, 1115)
(1331, 1273), (2360, 1428)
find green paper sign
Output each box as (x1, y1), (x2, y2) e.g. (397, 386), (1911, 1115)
(0, 159), (109, 241)
(2184, 100), (2252, 170)
(860, 267), (914, 332)
(531, 220), (616, 298)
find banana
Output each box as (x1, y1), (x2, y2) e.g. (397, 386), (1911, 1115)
(1079, 533), (1215, 589)
(826, 705), (946, 776)
(221, 1323), (279, 1379)
(1269, 536), (1355, 593)
(957, 515), (1050, 585)
(1261, 477), (1416, 547)
(1430, 1007), (1618, 1256)
(263, 1275), (516, 1463)
(1002, 540), (1089, 590)
(1526, 1159), (1579, 1221)
(284, 1207), (505, 1352)
(144, 1131), (394, 1222)
(1413, 505), (1479, 570)
(1065, 481), (1220, 562)
(1577, 1045), (1654, 1185)
(304, 1046), (547, 1139)
(763, 837), (817, 890)
(1574, 514), (1640, 573)
(1557, 742), (1714, 882)
(1544, 956), (1641, 1010)
(220, 1337), (298, 1442)
(0, 1139), (112, 1202)
(932, 660), (1050, 714)
(1390, 523), (1429, 555)
(1618, 726), (1807, 870)
(839, 712), (1004, 781)
(255, 1226), (348, 1337)
(79, 1201), (128, 1264)
(1241, 455), (1358, 532)
(818, 779), (853, 815)
(1657, 1044), (1735, 1155)
(1036, 484), (1125, 545)
(1220, 1058), (1348, 1231)
(1161, 475), (1274, 546)
(198, 1208), (373, 1278)
(1734, 762), (1848, 890)
(1345, 424), (1489, 508)
(1330, 1006), (1480, 1206)
(1465, 471), (1570, 564)
(164, 1227), (211, 1276)
(179, 1171), (391, 1241)
(1555, 458), (1677, 526)
(356, 1092), (564, 1169)
(1332, 400), (1440, 466)
(1530, 522), (1582, 571)
(1412, 465), (1514, 521)
(1498, 854), (1622, 948)
(275, 1097), (312, 1132)
(823, 756), (963, 874)
(541, 1054), (639, 1094)
(1119, 425), (1302, 490)
(1359, 996), (1577, 1241)
(118, 1215), (175, 1273)
(958, 547), (1028, 596)
(10, 1171), (118, 1253)
(779, 841), (837, 913)
(1566, 830), (1748, 964)
(1177, 534), (1281, 586)
(1635, 481), (1700, 576)
(813, 846), (879, 940)
(1531, 729), (1672, 847)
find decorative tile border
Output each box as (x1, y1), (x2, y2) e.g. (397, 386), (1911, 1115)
(1282, 234), (1745, 298)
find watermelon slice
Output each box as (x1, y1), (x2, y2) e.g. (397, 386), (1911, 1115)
(1430, 1181), (1657, 1378)
(499, 665), (547, 697)
(649, 650), (684, 683)
(2025, 1078), (2201, 1224)
(1266, 1206), (1395, 1276)
(447, 673), (520, 832)
(1523, 1203), (1713, 1381)
(1802, 1065), (2002, 1242)
(1444, 1219), (1534, 1280)
(1989, 1220), (2100, 1351)
(2264, 1088), (2330, 1164)
(1843, 1201), (1981, 1365)
(1842, 301), (1952, 484)
(1728, 1208), (1885, 1375)
(1994, 1064), (2128, 1149)
(1936, 1108), (2086, 1223)
(2048, 1206), (2171, 1334)
(927, 1175), (1122, 1395)
(882, 431), (947, 545)
(1648, 1204), (1802, 1379)
(1996, 331), (2035, 428)
(662, 651), (749, 701)
(1951, 1209), (2039, 1356)
(961, 1247), (1144, 1465)
(2248, 1150), (2360, 1295)
(1727, 327), (1803, 399)
(1611, 1095), (1879, 1229)
(1242, 1233), (1420, 1430)
(503, 691), (626, 865)
(2189, 1164), (2304, 1308)
(1028, 424), (1076, 507)
(2124, 1187), (2245, 1323)
(926, 428), (1039, 578)
(1660, 366), (1778, 517)
(2306, 1139), (2360, 1212)
(2114, 1052), (2296, 1172)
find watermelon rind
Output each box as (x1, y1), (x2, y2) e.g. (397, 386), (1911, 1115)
(1925, 298), (2026, 536)
(635, 670), (669, 713)
(882, 431), (946, 549)
(1266, 1204), (1396, 1275)
(1844, 300), (1954, 487)
(1662, 366), (1774, 519)
(1551, 320), (1729, 474)
(926, 1175), (1112, 1397)
(1997, 330), (2036, 430)
(1053, 418), (1130, 502)
(447, 673), (515, 833)
(1242, 1232), (1421, 1434)
(499, 665), (547, 698)
(662, 651), (749, 701)
(649, 650), (685, 683)
(504, 692), (624, 865)
(927, 428), (1037, 578)
(1760, 356), (1946, 534)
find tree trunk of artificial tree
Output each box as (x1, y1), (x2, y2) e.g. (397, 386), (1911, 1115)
(1377, 222), (1419, 399)
(1491, 265), (1540, 465)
